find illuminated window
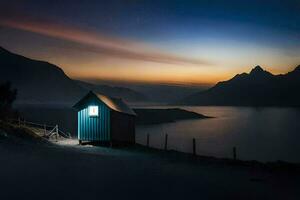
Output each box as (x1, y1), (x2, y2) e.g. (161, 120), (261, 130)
(88, 106), (99, 117)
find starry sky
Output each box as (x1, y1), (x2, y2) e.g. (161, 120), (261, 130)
(0, 0), (300, 86)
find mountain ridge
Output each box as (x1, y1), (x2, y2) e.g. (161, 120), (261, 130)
(0, 47), (85, 104)
(0, 46), (147, 105)
(181, 65), (300, 106)
(76, 80), (148, 102)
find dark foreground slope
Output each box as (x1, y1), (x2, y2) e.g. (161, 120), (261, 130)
(181, 65), (300, 106)
(0, 124), (300, 200)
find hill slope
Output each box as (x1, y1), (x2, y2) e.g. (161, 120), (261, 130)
(181, 65), (300, 106)
(0, 47), (147, 105)
(76, 80), (148, 103)
(0, 47), (85, 104)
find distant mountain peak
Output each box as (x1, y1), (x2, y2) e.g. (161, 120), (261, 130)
(249, 65), (273, 77)
(181, 64), (300, 106)
(250, 65), (264, 74)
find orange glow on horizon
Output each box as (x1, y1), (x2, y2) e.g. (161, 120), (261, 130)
(65, 62), (238, 86)
(1, 14), (299, 87)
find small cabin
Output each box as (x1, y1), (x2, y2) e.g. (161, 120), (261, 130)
(73, 91), (136, 145)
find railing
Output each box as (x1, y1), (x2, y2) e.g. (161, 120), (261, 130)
(8, 118), (72, 139)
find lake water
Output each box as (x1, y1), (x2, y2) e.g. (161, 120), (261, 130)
(135, 106), (300, 163)
(16, 105), (300, 163)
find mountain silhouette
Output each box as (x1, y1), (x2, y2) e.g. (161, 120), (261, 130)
(181, 65), (300, 106)
(0, 47), (147, 105)
(76, 80), (148, 103)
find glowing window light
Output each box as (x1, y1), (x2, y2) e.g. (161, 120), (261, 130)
(88, 106), (99, 117)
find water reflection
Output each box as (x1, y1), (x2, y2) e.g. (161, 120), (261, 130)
(136, 106), (300, 163)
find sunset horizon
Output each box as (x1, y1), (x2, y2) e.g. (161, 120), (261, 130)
(1, 0), (299, 86)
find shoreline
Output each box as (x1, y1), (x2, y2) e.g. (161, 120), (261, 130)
(134, 108), (212, 125)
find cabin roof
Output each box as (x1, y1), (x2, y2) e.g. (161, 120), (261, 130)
(73, 91), (136, 116)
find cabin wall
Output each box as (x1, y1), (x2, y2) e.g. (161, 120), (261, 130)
(110, 111), (135, 144)
(78, 99), (110, 141)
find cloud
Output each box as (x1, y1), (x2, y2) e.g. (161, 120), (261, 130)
(0, 17), (212, 66)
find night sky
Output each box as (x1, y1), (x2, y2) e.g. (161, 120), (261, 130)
(0, 0), (299, 86)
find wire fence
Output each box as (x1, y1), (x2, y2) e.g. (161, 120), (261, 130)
(8, 118), (72, 139)
(137, 133), (238, 160)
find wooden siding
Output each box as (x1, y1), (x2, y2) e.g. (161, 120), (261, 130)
(110, 110), (135, 144)
(78, 100), (110, 141)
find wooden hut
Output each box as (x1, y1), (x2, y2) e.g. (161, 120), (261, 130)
(73, 91), (136, 145)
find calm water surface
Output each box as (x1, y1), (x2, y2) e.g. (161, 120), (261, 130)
(135, 106), (300, 163)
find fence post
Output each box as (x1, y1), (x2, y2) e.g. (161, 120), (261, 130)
(146, 134), (150, 147)
(44, 124), (46, 136)
(193, 138), (196, 156)
(164, 134), (168, 151)
(23, 119), (26, 126)
(56, 125), (58, 141)
(18, 117), (20, 127)
(233, 147), (237, 160)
